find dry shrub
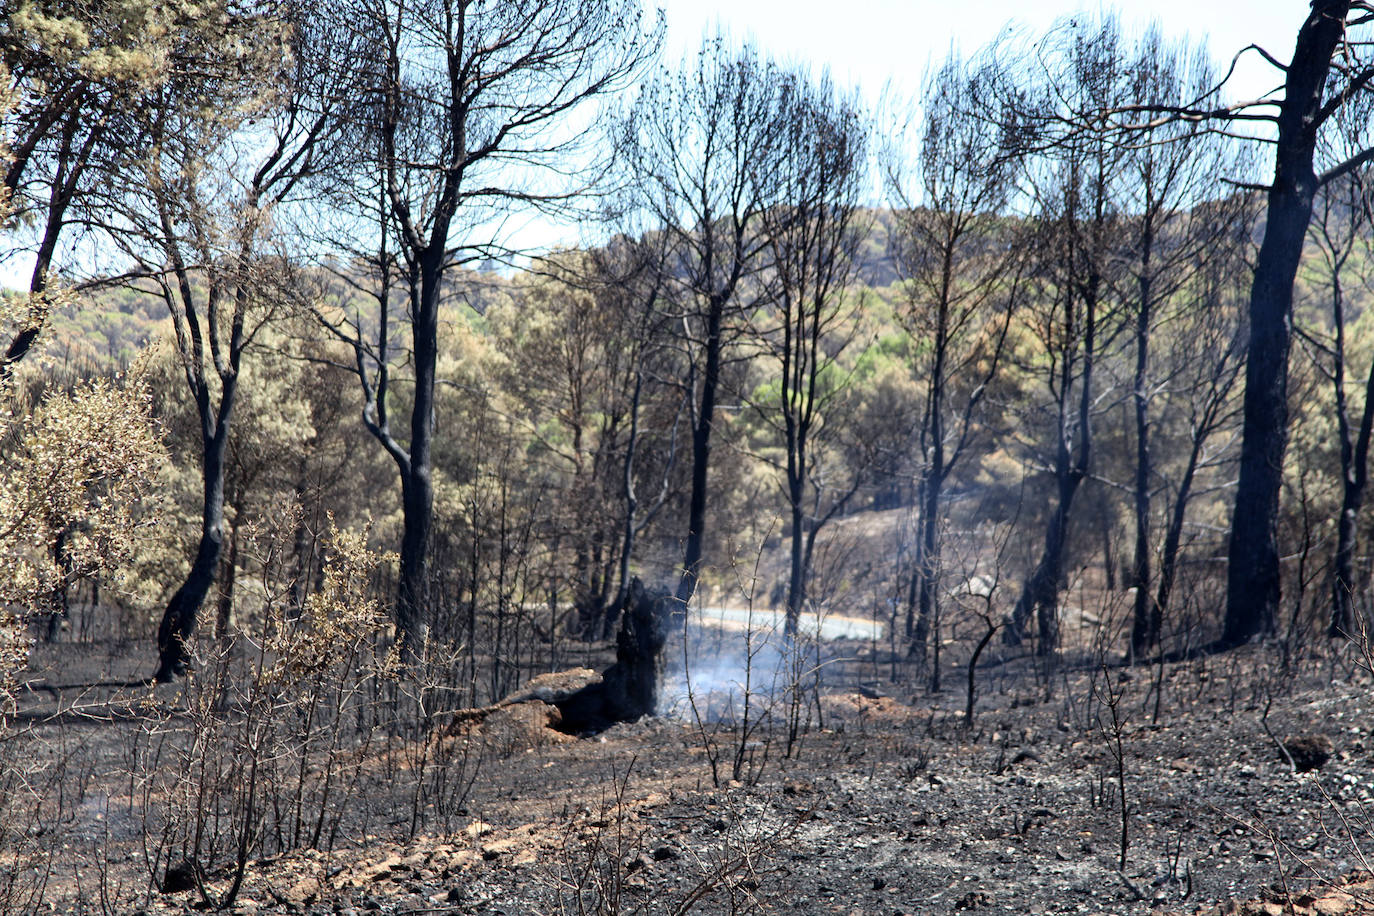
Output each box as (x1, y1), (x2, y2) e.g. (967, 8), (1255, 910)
(145, 515), (401, 907)
(0, 364), (164, 913)
(0, 370), (164, 707)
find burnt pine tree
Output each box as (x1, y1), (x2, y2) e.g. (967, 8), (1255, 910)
(116, 4), (353, 682)
(618, 37), (790, 609)
(887, 55), (1019, 677)
(753, 70), (868, 638)
(1147, 203), (1251, 642)
(587, 235), (681, 639)
(1002, 18), (1127, 655)
(1103, 2), (1374, 644)
(1111, 33), (1244, 660)
(1303, 89), (1374, 637)
(1223, 1), (1374, 645)
(315, 0), (656, 657)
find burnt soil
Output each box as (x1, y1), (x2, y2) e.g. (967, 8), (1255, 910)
(10, 637), (1374, 916)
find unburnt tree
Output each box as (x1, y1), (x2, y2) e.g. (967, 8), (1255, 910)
(315, 0), (655, 655)
(749, 71), (868, 638)
(496, 260), (626, 637)
(494, 241), (675, 640)
(618, 37), (790, 607)
(885, 56), (1019, 675)
(585, 235), (681, 636)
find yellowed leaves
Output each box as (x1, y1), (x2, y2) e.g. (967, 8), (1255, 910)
(261, 516), (398, 686)
(0, 368), (166, 717)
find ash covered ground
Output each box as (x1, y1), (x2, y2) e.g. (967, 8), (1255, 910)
(8, 635), (1374, 916)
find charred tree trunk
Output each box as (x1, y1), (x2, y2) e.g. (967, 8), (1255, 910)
(909, 304), (948, 665)
(908, 467), (944, 665)
(555, 578), (674, 732)
(44, 527), (73, 642)
(606, 372), (645, 640)
(1130, 228), (1159, 660)
(1225, 2), (1349, 647)
(1011, 282), (1093, 656)
(1331, 338), (1374, 637)
(677, 293), (726, 610)
(1007, 276), (1096, 656)
(288, 461), (312, 616)
(1007, 469), (1084, 654)
(214, 486), (245, 639)
(395, 258), (439, 657)
(1155, 438), (1202, 628)
(155, 421), (230, 682)
(785, 484), (807, 636)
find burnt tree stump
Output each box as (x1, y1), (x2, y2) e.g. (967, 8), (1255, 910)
(553, 578), (676, 734)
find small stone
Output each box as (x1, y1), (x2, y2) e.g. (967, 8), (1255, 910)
(481, 838), (519, 860)
(1314, 892), (1355, 915)
(954, 890), (992, 910)
(284, 877), (319, 907)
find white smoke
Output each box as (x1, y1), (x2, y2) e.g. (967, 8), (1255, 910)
(657, 609), (822, 724)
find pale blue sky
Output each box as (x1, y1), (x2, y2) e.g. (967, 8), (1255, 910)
(656, 0), (1304, 104)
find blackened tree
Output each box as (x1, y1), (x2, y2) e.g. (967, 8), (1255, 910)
(315, 0), (657, 656)
(886, 55), (1020, 675)
(751, 71), (868, 637)
(617, 37), (790, 608)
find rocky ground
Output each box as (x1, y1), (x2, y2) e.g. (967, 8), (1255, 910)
(8, 638), (1374, 915)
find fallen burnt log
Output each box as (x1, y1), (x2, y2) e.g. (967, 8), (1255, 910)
(445, 578), (676, 736)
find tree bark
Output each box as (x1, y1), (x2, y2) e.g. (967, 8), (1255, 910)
(909, 467), (943, 664)
(1224, 1), (1349, 647)
(785, 480), (807, 636)
(154, 423), (230, 682)
(1130, 224), (1159, 660)
(909, 288), (948, 665)
(395, 265), (439, 658)
(1007, 469), (1083, 653)
(676, 293), (725, 609)
(213, 485), (244, 639)
(1330, 349), (1374, 637)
